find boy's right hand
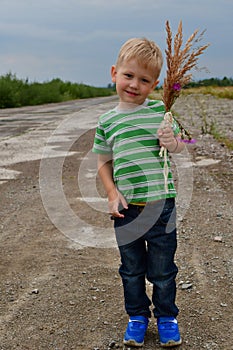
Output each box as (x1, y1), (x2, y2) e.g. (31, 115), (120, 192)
(108, 188), (128, 218)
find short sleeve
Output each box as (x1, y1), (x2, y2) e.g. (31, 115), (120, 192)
(92, 124), (112, 154)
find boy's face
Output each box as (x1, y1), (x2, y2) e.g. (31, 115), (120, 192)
(111, 59), (159, 106)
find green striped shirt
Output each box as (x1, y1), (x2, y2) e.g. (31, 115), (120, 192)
(92, 99), (180, 203)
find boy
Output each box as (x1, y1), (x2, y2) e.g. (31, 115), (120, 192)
(92, 38), (184, 347)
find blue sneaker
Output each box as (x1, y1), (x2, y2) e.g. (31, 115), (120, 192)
(123, 316), (149, 347)
(157, 317), (182, 347)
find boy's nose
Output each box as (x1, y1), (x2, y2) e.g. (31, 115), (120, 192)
(129, 78), (139, 89)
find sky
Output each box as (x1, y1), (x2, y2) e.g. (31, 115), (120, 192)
(0, 0), (232, 87)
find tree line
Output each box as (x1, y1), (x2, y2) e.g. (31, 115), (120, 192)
(0, 73), (114, 109)
(0, 72), (232, 109)
(186, 76), (233, 88)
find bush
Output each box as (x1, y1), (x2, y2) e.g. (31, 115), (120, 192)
(0, 73), (23, 108)
(0, 73), (114, 109)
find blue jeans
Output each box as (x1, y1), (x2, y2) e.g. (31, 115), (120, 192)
(114, 198), (179, 318)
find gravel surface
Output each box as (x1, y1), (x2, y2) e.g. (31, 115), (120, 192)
(0, 94), (232, 350)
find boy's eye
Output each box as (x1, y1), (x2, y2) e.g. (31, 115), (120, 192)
(124, 73), (133, 78)
(142, 78), (150, 83)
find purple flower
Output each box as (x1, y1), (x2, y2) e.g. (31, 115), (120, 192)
(180, 138), (197, 144)
(172, 83), (181, 91)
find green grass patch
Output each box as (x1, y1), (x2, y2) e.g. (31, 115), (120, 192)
(210, 124), (233, 150)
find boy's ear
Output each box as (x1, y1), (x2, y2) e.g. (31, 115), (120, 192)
(111, 65), (117, 83)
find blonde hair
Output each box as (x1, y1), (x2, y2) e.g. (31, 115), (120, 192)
(116, 38), (163, 80)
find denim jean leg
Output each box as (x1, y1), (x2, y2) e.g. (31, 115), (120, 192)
(119, 237), (152, 318)
(114, 199), (179, 318)
(114, 205), (152, 317)
(145, 199), (179, 318)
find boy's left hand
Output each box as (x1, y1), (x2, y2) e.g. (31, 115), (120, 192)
(158, 125), (176, 149)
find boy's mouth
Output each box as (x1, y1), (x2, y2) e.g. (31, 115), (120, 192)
(126, 90), (139, 97)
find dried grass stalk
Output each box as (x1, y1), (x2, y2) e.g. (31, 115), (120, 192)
(160, 21), (209, 193)
(162, 20), (210, 139)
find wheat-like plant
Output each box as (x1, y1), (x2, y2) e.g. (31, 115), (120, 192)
(160, 20), (209, 192)
(162, 20), (210, 140)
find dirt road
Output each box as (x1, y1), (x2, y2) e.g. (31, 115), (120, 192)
(0, 95), (232, 349)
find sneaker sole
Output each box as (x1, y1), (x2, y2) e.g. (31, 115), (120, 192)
(160, 338), (182, 347)
(123, 339), (144, 347)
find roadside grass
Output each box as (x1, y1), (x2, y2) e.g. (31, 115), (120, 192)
(150, 86), (233, 150)
(181, 86), (233, 99)
(151, 86), (233, 100)
(182, 87), (233, 149)
(209, 124), (233, 150)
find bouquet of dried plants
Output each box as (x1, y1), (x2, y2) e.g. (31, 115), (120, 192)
(162, 20), (209, 140)
(160, 20), (209, 192)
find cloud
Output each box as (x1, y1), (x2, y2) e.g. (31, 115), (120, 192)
(0, 0), (232, 86)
